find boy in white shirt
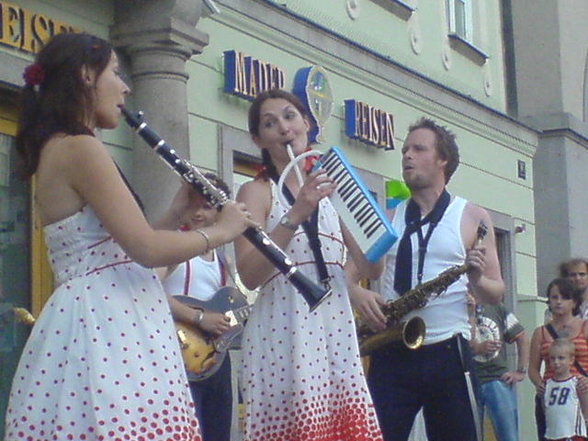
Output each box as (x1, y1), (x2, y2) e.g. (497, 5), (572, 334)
(544, 338), (588, 441)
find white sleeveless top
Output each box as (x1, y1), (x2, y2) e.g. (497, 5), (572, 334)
(162, 250), (221, 301)
(545, 376), (588, 439)
(383, 196), (470, 344)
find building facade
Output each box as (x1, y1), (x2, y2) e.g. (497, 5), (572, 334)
(0, 1), (542, 439)
(509, 0), (588, 295)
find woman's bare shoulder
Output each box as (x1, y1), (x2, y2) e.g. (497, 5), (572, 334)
(237, 178), (270, 200)
(35, 134), (108, 224)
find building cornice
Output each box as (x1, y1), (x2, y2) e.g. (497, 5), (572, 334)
(522, 112), (588, 147)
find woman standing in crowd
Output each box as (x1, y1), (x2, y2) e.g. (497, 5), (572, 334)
(529, 277), (588, 441)
(235, 89), (384, 441)
(4, 32), (253, 441)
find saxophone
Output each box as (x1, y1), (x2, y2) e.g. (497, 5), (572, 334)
(357, 222), (487, 356)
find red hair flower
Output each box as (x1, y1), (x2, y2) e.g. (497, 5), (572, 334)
(303, 147), (321, 174)
(23, 63), (45, 87)
(254, 164), (269, 180)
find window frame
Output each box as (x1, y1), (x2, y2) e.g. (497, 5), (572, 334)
(446, 0), (473, 42)
(445, 0), (489, 65)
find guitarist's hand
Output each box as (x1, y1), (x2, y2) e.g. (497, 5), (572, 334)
(199, 311), (231, 337)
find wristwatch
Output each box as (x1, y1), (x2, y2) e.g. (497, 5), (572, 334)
(193, 308), (204, 325)
(279, 214), (299, 231)
(516, 367), (527, 374)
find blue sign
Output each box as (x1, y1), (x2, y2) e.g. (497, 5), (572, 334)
(292, 66), (334, 144)
(224, 50), (285, 100)
(345, 99), (395, 150)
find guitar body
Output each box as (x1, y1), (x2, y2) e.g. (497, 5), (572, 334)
(179, 286), (249, 315)
(173, 287), (250, 381)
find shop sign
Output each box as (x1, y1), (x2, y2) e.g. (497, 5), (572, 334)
(224, 50), (285, 100)
(0, 1), (77, 53)
(292, 65), (333, 144)
(344, 99), (395, 150)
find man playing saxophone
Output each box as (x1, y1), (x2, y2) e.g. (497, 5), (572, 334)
(348, 117), (504, 441)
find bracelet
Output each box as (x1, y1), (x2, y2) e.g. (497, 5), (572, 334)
(516, 367), (527, 374)
(195, 229), (211, 253)
(193, 308), (204, 325)
(279, 214), (299, 231)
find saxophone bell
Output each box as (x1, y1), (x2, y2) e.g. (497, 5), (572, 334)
(358, 316), (426, 357)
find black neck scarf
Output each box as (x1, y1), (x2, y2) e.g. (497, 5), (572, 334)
(393, 190), (451, 295)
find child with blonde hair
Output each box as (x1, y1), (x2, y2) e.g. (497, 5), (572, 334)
(544, 338), (588, 441)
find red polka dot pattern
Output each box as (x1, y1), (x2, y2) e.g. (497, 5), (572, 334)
(5, 207), (202, 441)
(239, 183), (383, 441)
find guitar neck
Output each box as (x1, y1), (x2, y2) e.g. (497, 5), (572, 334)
(228, 305), (253, 326)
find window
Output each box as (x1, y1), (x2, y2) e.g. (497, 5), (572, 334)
(445, 0), (488, 65)
(371, 0), (415, 20)
(446, 0), (473, 42)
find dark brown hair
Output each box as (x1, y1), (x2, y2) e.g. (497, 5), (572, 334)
(546, 277), (583, 316)
(407, 117), (460, 184)
(16, 32), (113, 176)
(203, 172), (230, 198)
(558, 258), (588, 277)
(247, 89), (308, 137)
(248, 89), (309, 181)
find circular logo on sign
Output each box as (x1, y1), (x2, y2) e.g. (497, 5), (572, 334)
(293, 66), (334, 144)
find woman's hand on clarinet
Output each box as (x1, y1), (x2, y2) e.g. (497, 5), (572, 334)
(290, 169), (335, 222)
(215, 201), (258, 242)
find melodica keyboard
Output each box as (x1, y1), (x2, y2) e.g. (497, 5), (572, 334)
(315, 146), (398, 262)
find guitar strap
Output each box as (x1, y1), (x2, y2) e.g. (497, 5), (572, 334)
(545, 323), (588, 376)
(183, 260), (191, 296)
(216, 249), (228, 287)
(182, 250), (225, 295)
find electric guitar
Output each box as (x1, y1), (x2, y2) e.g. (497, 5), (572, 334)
(173, 287), (252, 381)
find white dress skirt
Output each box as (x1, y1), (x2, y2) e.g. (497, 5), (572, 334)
(239, 181), (382, 441)
(4, 206), (201, 441)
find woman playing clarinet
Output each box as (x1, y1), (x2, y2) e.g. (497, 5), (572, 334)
(235, 89), (385, 441)
(4, 32), (255, 441)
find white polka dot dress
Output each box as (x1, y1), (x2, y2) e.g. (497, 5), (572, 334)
(239, 181), (382, 441)
(5, 206), (201, 441)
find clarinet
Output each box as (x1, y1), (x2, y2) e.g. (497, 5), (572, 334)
(121, 108), (332, 311)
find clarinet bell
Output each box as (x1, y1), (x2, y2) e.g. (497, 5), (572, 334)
(306, 285), (332, 312)
(287, 268), (332, 312)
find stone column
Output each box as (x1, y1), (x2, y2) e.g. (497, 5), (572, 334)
(111, 0), (210, 221)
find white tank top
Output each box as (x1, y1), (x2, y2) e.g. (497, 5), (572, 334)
(383, 196), (470, 344)
(162, 251), (222, 301)
(544, 376), (588, 439)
